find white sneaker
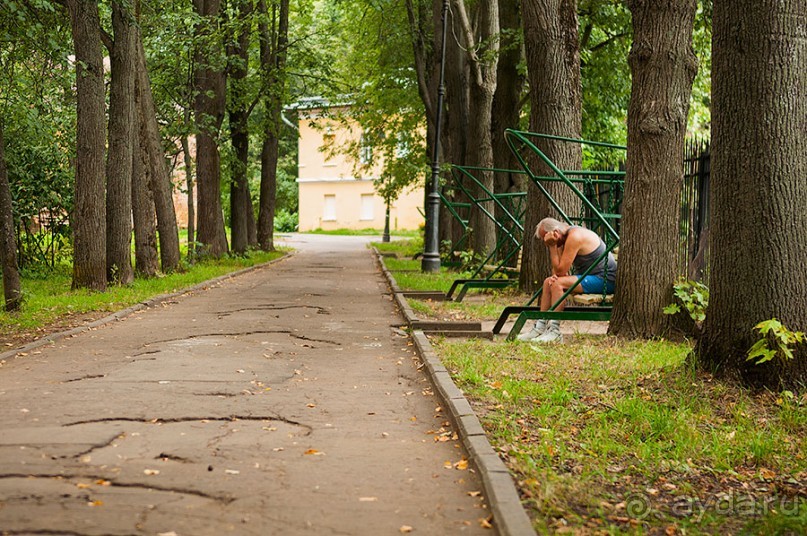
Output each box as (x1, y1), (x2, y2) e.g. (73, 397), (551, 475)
(533, 325), (563, 344)
(516, 320), (547, 341)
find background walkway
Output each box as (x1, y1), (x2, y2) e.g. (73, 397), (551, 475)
(0, 234), (490, 535)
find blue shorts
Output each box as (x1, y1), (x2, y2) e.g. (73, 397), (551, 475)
(577, 275), (615, 294)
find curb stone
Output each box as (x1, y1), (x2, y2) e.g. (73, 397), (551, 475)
(374, 251), (536, 536)
(0, 252), (294, 362)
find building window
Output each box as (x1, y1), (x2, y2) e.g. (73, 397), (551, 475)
(360, 194), (375, 221)
(323, 194), (336, 221)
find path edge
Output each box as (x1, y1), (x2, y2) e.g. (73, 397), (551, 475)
(1, 252), (294, 362)
(373, 250), (536, 536)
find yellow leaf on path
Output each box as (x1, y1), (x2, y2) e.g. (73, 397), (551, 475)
(307, 403), (317, 408)
(304, 449), (324, 456)
(479, 516), (493, 529)
(399, 526), (413, 533)
(143, 469), (160, 476)
(467, 491), (482, 497)
(95, 480), (111, 486)
(455, 459), (469, 470)
(76, 483), (92, 489)
(444, 461), (453, 469)
(88, 500), (103, 507)
(359, 497), (378, 502)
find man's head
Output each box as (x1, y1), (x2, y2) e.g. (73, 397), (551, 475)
(536, 217), (568, 247)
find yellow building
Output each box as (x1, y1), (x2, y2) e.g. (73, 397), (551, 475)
(295, 100), (424, 232)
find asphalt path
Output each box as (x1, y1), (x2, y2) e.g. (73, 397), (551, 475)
(0, 234), (490, 535)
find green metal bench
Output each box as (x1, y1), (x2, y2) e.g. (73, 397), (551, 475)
(492, 130), (626, 340)
(443, 165), (528, 302)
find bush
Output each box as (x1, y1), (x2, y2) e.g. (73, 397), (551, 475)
(274, 209), (298, 232)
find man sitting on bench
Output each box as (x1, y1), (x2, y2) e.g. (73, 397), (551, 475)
(518, 217), (617, 343)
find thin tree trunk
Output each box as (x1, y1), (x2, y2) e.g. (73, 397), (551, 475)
(0, 123), (21, 311)
(194, 0), (229, 257)
(228, 0), (253, 255)
(257, 0), (290, 251)
(135, 32), (181, 272)
(181, 133), (195, 260)
(106, 0), (136, 285)
(609, 0), (698, 338)
(66, 0), (106, 291)
(131, 123), (159, 277)
(698, 0), (807, 389)
(519, 0), (582, 294)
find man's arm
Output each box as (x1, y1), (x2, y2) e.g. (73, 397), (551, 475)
(553, 232), (582, 275)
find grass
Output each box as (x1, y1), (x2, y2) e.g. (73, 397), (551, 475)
(372, 250), (806, 533)
(434, 336), (807, 534)
(307, 227), (420, 237)
(1, 249), (286, 347)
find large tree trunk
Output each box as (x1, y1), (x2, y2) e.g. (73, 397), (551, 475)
(105, 0), (136, 285)
(135, 33), (181, 272)
(453, 0), (499, 257)
(67, 0), (107, 291)
(0, 123), (21, 311)
(131, 125), (159, 277)
(257, 0), (290, 252)
(609, 0), (698, 338)
(518, 0), (582, 294)
(194, 0), (229, 258)
(228, 0), (253, 255)
(697, 0), (807, 389)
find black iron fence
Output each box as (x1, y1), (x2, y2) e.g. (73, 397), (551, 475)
(680, 139), (710, 283)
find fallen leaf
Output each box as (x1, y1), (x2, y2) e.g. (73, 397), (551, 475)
(304, 449), (324, 456)
(479, 516), (493, 529)
(272, 447), (284, 452)
(455, 459), (469, 470)
(88, 500), (103, 507)
(225, 469), (240, 475)
(359, 497), (378, 502)
(144, 469), (160, 476)
(158, 532), (178, 536)
(306, 403), (317, 408)
(467, 491), (482, 497)
(399, 526), (413, 533)
(76, 483), (92, 489)
(95, 480), (111, 486)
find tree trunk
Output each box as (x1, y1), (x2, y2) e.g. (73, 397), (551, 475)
(0, 123), (21, 311)
(697, 0), (807, 389)
(453, 0), (499, 258)
(228, 0), (253, 255)
(131, 124), (159, 277)
(609, 1), (698, 338)
(194, 0), (229, 257)
(181, 133), (195, 260)
(518, 0), (582, 294)
(257, 0), (290, 252)
(67, 0), (107, 291)
(492, 0), (525, 262)
(135, 33), (181, 272)
(105, 0), (136, 285)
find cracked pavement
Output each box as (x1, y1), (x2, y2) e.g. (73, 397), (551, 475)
(0, 234), (491, 535)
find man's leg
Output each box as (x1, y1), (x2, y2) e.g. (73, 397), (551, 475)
(533, 276), (583, 344)
(519, 276), (554, 342)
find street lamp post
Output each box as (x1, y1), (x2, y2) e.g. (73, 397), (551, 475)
(421, 0), (450, 273)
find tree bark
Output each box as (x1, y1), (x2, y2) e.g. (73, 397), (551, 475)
(131, 120), (159, 277)
(518, 0), (582, 294)
(609, 0), (698, 338)
(228, 1), (253, 256)
(194, 0), (229, 257)
(0, 123), (21, 311)
(135, 32), (181, 272)
(66, 0), (107, 291)
(697, 0), (807, 389)
(453, 0), (499, 257)
(257, 0), (290, 251)
(105, 0), (136, 285)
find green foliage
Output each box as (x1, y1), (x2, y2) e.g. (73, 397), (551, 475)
(273, 209), (298, 232)
(664, 278), (709, 323)
(747, 319), (805, 366)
